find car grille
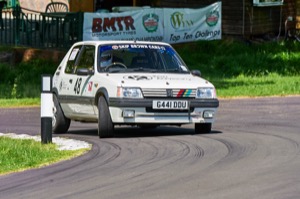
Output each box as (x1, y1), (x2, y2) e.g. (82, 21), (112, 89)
(142, 88), (196, 98)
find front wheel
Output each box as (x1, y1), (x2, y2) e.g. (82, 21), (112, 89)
(195, 123), (212, 134)
(98, 96), (114, 138)
(52, 94), (70, 134)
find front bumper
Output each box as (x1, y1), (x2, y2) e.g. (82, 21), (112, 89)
(109, 98), (219, 124)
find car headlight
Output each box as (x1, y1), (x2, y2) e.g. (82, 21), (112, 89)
(118, 87), (143, 98)
(196, 87), (216, 99)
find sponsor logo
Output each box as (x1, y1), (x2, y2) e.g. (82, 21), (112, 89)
(112, 45), (130, 50)
(143, 13), (159, 33)
(170, 12), (194, 30)
(88, 81), (93, 92)
(92, 16), (135, 33)
(206, 10), (219, 27)
(112, 44), (165, 50)
(176, 89), (192, 97)
(123, 75), (152, 81)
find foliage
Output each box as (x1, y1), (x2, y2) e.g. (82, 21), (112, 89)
(0, 59), (57, 98)
(175, 39), (300, 78)
(0, 63), (15, 97)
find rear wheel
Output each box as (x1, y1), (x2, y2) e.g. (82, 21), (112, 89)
(195, 123), (212, 134)
(98, 96), (114, 138)
(52, 94), (70, 134)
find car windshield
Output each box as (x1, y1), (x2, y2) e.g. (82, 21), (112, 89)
(97, 44), (190, 73)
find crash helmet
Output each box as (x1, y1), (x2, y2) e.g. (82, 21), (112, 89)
(100, 51), (112, 67)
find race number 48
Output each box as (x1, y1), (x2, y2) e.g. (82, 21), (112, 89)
(74, 78), (82, 94)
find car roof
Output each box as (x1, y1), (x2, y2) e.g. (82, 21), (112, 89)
(72, 40), (172, 47)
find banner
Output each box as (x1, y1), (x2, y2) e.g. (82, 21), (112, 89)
(164, 2), (222, 43)
(83, 9), (164, 42)
(83, 2), (221, 44)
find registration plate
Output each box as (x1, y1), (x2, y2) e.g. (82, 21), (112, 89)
(152, 100), (188, 110)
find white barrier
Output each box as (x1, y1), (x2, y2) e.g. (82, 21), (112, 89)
(41, 75), (53, 144)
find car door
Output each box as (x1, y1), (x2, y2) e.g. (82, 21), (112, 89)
(60, 44), (97, 119)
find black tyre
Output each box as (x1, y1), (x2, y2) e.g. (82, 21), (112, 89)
(52, 94), (71, 134)
(195, 123), (212, 134)
(98, 96), (114, 138)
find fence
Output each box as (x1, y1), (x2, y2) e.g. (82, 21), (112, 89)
(0, 6), (83, 49)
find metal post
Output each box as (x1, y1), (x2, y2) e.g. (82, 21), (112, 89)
(14, 5), (20, 45)
(41, 75), (53, 144)
(11, 0), (16, 7)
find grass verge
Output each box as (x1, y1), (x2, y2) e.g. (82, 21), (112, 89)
(0, 98), (40, 108)
(212, 74), (300, 98)
(0, 137), (89, 176)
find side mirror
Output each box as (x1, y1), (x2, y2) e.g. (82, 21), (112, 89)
(76, 68), (94, 76)
(191, 70), (201, 77)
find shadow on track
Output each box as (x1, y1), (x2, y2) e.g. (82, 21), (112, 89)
(65, 125), (222, 138)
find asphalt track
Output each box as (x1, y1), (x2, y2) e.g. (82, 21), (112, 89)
(0, 96), (300, 199)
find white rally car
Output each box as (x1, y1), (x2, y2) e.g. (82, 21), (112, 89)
(52, 40), (219, 138)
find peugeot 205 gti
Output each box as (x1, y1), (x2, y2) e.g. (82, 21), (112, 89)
(52, 41), (219, 138)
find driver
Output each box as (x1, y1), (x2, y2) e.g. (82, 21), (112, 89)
(100, 51), (113, 68)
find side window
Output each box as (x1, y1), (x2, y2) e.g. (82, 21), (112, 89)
(65, 45), (82, 74)
(77, 45), (95, 71)
(65, 45), (95, 74)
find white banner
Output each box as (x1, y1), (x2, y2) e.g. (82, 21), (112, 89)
(164, 2), (222, 43)
(83, 2), (221, 44)
(83, 9), (164, 42)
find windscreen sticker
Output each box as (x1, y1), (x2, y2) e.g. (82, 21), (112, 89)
(112, 45), (129, 50)
(110, 44), (166, 50)
(69, 48), (80, 61)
